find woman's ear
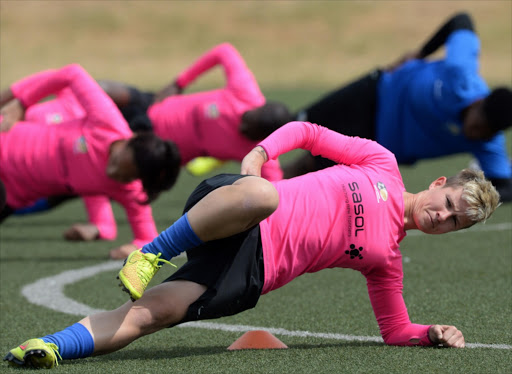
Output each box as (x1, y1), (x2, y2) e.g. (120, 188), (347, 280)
(429, 176), (447, 190)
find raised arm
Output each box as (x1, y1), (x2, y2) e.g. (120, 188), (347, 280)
(241, 121), (395, 177)
(386, 12), (475, 71)
(179, 43), (258, 93)
(10, 64), (124, 127)
(418, 12), (475, 58)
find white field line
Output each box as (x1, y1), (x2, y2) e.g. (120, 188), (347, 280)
(20, 221), (512, 350)
(406, 222), (512, 236)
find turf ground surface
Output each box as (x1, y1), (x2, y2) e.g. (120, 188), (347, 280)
(1, 2), (511, 373)
(1, 89), (511, 373)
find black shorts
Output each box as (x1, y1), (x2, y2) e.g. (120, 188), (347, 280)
(299, 69), (382, 170)
(163, 174), (265, 326)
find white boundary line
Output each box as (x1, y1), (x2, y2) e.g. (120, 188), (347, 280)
(406, 222), (512, 236)
(21, 237), (512, 351)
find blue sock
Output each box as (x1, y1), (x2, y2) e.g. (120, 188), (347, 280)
(141, 213), (203, 260)
(41, 323), (94, 360)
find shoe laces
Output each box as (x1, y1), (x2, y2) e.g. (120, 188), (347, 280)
(138, 253), (176, 285)
(46, 343), (62, 365)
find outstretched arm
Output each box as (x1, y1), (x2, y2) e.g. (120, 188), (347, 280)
(386, 12), (475, 71)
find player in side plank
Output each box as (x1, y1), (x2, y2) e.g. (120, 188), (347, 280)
(4, 121), (500, 369)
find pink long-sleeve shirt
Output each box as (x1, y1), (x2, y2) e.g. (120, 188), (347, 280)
(258, 121), (433, 347)
(0, 64), (158, 248)
(21, 88), (119, 243)
(147, 43), (283, 181)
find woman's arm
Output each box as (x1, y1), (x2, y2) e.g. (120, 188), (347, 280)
(386, 12), (475, 71)
(242, 121), (395, 177)
(11, 64), (125, 128)
(365, 263), (465, 347)
(111, 181), (159, 249)
(418, 12), (474, 59)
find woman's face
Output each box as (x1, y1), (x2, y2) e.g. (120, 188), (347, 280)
(106, 141), (138, 183)
(412, 177), (473, 235)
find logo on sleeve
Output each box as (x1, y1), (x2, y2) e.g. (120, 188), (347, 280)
(46, 113), (63, 124)
(73, 136), (88, 154)
(445, 122), (461, 136)
(373, 182), (388, 203)
(204, 103), (220, 119)
(345, 244), (363, 260)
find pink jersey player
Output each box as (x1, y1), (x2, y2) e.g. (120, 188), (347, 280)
(101, 43), (291, 182)
(258, 122), (425, 345)
(6, 122), (500, 368)
(0, 64), (181, 251)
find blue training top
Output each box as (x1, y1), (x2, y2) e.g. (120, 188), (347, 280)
(376, 29), (511, 179)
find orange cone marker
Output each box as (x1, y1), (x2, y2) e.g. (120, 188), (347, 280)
(227, 330), (288, 350)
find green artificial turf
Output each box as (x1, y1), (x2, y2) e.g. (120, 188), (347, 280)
(1, 89), (511, 373)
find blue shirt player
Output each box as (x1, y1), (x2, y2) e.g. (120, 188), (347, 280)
(245, 12), (512, 201)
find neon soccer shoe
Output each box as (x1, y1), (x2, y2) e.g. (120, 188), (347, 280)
(186, 157), (227, 176)
(118, 249), (175, 301)
(4, 338), (61, 369)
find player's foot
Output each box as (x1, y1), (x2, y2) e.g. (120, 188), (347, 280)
(4, 338), (61, 369)
(117, 249), (175, 301)
(186, 157), (226, 176)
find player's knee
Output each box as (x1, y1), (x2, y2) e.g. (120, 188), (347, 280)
(239, 177), (279, 218)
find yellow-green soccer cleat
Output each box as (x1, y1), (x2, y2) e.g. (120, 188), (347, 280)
(4, 338), (61, 369)
(186, 157), (227, 176)
(117, 249), (175, 301)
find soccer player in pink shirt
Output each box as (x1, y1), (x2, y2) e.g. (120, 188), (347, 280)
(0, 64), (181, 255)
(99, 43), (290, 181)
(4, 121), (500, 369)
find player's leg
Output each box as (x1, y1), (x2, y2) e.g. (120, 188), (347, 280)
(118, 174), (278, 301)
(4, 280), (205, 368)
(80, 280), (206, 355)
(186, 174), (278, 241)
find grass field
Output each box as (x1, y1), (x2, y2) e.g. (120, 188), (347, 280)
(1, 1), (512, 373)
(0, 89), (511, 373)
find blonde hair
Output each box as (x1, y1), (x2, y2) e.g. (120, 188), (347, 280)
(444, 168), (501, 224)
